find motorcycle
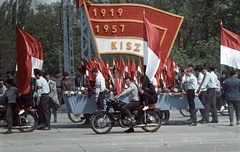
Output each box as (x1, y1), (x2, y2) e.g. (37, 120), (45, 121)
(90, 97), (162, 134)
(0, 101), (38, 132)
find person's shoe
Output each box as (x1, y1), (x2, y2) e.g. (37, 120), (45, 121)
(3, 129), (12, 134)
(143, 106), (149, 111)
(236, 121), (240, 125)
(187, 118), (191, 121)
(209, 120), (218, 123)
(53, 120), (57, 123)
(189, 123), (197, 126)
(124, 127), (134, 133)
(220, 106), (225, 112)
(42, 127), (51, 130)
(229, 122), (234, 126)
(198, 120), (207, 124)
(36, 124), (46, 130)
(18, 109), (25, 115)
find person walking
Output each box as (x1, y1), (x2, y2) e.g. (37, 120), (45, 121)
(183, 68), (198, 126)
(34, 69), (51, 130)
(223, 70), (240, 126)
(44, 73), (60, 123)
(91, 68), (106, 110)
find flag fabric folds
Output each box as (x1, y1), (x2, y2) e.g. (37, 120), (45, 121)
(220, 25), (240, 69)
(16, 25), (43, 95)
(143, 16), (161, 82)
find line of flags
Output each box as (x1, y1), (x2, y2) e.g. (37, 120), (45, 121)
(79, 56), (179, 94)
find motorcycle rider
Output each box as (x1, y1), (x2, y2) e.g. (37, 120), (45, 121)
(115, 76), (140, 133)
(0, 78), (18, 134)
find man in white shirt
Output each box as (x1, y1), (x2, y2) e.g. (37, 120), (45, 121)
(34, 69), (51, 130)
(199, 66), (218, 123)
(92, 68), (106, 110)
(183, 68), (198, 126)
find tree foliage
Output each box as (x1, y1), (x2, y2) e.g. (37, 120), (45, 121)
(0, 0), (239, 75)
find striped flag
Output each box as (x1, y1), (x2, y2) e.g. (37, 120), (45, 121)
(16, 25), (43, 95)
(220, 25), (240, 69)
(143, 16), (161, 82)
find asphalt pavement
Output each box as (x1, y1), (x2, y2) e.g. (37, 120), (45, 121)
(0, 110), (240, 152)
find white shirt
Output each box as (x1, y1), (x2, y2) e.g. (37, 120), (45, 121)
(186, 74), (197, 90)
(35, 76), (50, 100)
(95, 72), (106, 97)
(200, 71), (218, 91)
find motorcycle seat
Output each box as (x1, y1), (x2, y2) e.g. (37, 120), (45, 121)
(135, 104), (156, 110)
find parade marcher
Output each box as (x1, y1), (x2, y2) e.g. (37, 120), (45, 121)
(52, 71), (62, 105)
(199, 66), (218, 123)
(194, 66), (207, 124)
(115, 76), (140, 133)
(91, 68), (106, 110)
(0, 78), (18, 134)
(223, 70), (240, 126)
(34, 69), (51, 130)
(44, 73), (60, 123)
(183, 68), (198, 126)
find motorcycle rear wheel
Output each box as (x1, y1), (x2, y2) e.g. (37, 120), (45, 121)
(18, 111), (38, 132)
(141, 111), (162, 132)
(90, 113), (112, 134)
(68, 112), (83, 123)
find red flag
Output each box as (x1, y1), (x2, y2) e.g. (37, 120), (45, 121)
(131, 57), (137, 81)
(125, 58), (131, 75)
(220, 25), (240, 69)
(119, 56), (125, 78)
(143, 16), (161, 81)
(16, 25), (43, 95)
(137, 57), (143, 74)
(76, 0), (90, 9)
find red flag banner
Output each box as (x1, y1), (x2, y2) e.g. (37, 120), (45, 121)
(16, 25), (43, 95)
(143, 16), (161, 81)
(220, 25), (240, 69)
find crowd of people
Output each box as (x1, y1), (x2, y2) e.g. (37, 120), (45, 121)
(181, 65), (240, 127)
(0, 63), (239, 134)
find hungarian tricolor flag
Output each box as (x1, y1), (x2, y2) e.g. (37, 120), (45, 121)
(220, 25), (240, 69)
(16, 25), (43, 95)
(143, 16), (161, 82)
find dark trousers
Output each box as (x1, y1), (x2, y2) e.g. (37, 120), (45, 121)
(199, 91), (207, 121)
(228, 101), (240, 123)
(205, 89), (218, 122)
(187, 89), (197, 123)
(139, 92), (157, 105)
(97, 92), (105, 110)
(121, 100), (141, 118)
(6, 103), (17, 129)
(52, 109), (57, 122)
(36, 94), (51, 127)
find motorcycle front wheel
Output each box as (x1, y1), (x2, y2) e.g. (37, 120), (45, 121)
(90, 113), (112, 134)
(141, 111), (162, 132)
(18, 111), (38, 132)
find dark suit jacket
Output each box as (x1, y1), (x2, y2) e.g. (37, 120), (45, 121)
(223, 76), (240, 101)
